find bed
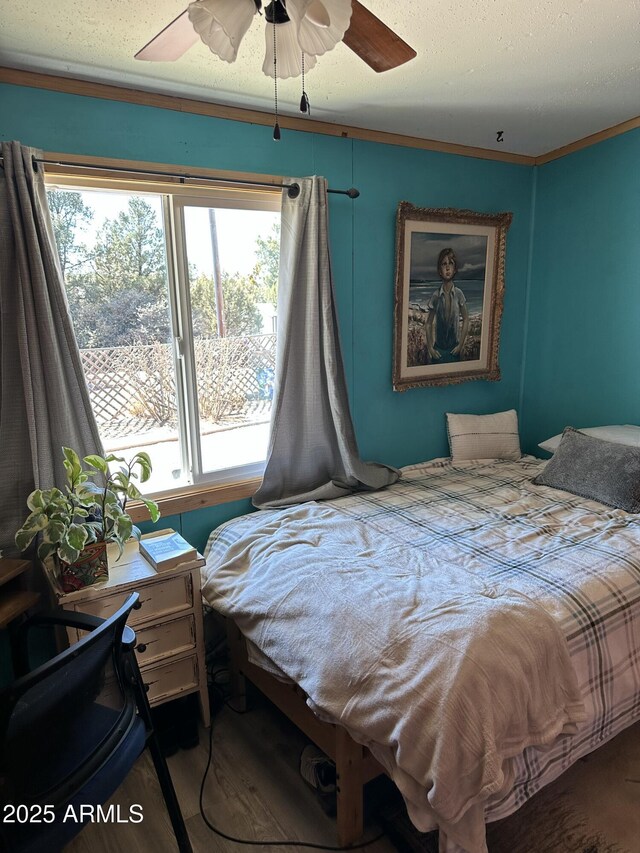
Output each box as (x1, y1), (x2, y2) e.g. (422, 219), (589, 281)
(201, 456), (640, 853)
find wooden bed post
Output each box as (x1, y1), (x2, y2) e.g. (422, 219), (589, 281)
(335, 725), (365, 846)
(225, 618), (382, 846)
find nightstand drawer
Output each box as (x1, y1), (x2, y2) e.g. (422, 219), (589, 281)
(142, 654), (199, 705)
(135, 615), (196, 666)
(50, 553), (210, 726)
(73, 574), (193, 625)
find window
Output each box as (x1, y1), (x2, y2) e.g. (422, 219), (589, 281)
(46, 175), (280, 497)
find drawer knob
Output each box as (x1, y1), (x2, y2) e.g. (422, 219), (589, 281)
(132, 600), (142, 610)
(136, 643), (147, 654)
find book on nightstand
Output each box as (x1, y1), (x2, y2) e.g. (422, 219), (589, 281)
(139, 529), (197, 572)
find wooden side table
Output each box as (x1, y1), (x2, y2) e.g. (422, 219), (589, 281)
(0, 557), (40, 678)
(45, 537), (210, 726)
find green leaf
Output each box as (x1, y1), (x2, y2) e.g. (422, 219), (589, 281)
(133, 452), (152, 482)
(42, 488), (65, 511)
(67, 524), (88, 551)
(75, 482), (103, 502)
(143, 499), (161, 523)
(47, 519), (67, 544)
(115, 515), (133, 542)
(48, 511), (69, 524)
(26, 491), (45, 511)
(112, 472), (130, 491)
(14, 512), (49, 551)
(62, 447), (82, 481)
(20, 511), (48, 533)
(131, 525), (142, 540)
(103, 490), (121, 508)
(80, 480), (103, 495)
(57, 540), (81, 565)
(105, 453), (124, 464)
(127, 483), (142, 501)
(15, 528), (37, 552)
(85, 525), (99, 542)
(83, 454), (109, 474)
(33, 511), (50, 527)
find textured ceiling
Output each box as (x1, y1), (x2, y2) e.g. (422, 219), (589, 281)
(1, 0), (639, 156)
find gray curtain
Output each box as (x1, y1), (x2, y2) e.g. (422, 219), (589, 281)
(0, 141), (104, 553)
(253, 176), (399, 508)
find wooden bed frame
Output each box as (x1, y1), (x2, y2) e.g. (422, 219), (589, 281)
(226, 619), (385, 845)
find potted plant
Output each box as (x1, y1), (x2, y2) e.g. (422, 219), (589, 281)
(15, 447), (161, 592)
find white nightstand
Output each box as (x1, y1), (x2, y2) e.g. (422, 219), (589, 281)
(46, 537), (210, 726)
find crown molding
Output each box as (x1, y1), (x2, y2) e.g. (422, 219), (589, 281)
(3, 67), (638, 168)
(0, 66), (533, 165)
(534, 114), (640, 165)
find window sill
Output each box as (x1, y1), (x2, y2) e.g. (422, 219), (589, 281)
(128, 477), (261, 523)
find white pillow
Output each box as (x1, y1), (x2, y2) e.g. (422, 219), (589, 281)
(539, 425), (640, 454)
(446, 410), (522, 461)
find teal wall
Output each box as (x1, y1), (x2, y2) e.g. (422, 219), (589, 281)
(1, 83), (534, 551)
(520, 129), (640, 453)
(351, 140), (533, 464)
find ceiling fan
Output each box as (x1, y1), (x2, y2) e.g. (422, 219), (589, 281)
(135, 0), (417, 78)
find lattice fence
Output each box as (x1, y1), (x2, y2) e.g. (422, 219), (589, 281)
(80, 335), (276, 439)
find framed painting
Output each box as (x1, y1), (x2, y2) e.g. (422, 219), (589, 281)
(393, 203), (512, 390)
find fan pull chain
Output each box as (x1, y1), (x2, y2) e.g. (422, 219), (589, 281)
(300, 52), (311, 115)
(272, 21), (281, 140)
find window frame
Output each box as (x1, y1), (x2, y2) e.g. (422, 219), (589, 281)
(46, 167), (281, 517)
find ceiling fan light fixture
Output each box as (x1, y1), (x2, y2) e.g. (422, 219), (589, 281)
(188, 0), (257, 63)
(286, 0), (352, 59)
(262, 19), (318, 79)
(306, 1), (331, 27)
(135, 1), (417, 83)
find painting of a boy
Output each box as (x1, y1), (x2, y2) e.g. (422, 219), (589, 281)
(394, 203), (511, 390)
(426, 247), (469, 363)
(406, 231), (487, 368)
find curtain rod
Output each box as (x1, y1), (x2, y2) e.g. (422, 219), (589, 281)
(0, 155), (361, 199)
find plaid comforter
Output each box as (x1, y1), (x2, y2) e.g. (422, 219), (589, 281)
(203, 456), (640, 829)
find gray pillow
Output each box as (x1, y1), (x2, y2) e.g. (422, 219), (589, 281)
(538, 424), (640, 454)
(533, 427), (640, 512)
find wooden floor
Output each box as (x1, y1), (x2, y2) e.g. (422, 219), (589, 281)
(66, 693), (397, 853)
(52, 689), (640, 853)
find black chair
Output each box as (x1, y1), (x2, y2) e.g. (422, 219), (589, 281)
(0, 593), (192, 853)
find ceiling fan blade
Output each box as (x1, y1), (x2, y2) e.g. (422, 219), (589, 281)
(135, 9), (199, 62)
(343, 1), (417, 73)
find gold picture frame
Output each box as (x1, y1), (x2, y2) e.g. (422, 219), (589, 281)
(393, 202), (512, 390)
